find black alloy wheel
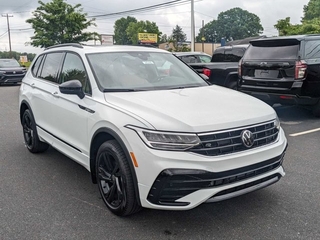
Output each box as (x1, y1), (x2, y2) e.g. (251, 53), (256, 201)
(96, 140), (141, 216)
(22, 109), (49, 153)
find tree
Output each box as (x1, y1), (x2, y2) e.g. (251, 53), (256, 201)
(303, 0), (320, 21)
(126, 20), (162, 44)
(114, 16), (137, 45)
(26, 0), (98, 48)
(171, 25), (187, 43)
(196, 8), (263, 43)
(196, 20), (218, 43)
(274, 0), (320, 36)
(159, 34), (168, 43)
(275, 18), (320, 36)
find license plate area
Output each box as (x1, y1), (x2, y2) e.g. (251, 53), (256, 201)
(254, 70), (279, 79)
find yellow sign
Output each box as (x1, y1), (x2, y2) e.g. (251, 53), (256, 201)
(138, 33), (158, 43)
(20, 56), (28, 63)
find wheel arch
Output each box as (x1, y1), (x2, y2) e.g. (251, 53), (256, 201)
(19, 100), (32, 124)
(89, 127), (141, 206)
(224, 72), (239, 89)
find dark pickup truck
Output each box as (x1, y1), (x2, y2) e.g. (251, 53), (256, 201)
(176, 45), (247, 89)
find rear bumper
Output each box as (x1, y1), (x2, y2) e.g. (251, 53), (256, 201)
(239, 89), (319, 106)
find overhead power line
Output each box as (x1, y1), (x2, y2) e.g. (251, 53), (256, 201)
(89, 0), (192, 19)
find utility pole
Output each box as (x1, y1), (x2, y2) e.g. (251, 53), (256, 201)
(191, 0), (195, 51)
(201, 20), (204, 52)
(2, 13), (13, 56)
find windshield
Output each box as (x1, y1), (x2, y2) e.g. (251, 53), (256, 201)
(0, 59), (20, 68)
(86, 51), (208, 91)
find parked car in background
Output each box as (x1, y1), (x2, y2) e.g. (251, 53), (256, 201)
(238, 35), (320, 117)
(19, 43), (287, 216)
(0, 58), (27, 85)
(184, 45), (248, 89)
(174, 52), (212, 63)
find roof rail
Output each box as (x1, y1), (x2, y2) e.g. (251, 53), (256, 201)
(45, 43), (83, 50)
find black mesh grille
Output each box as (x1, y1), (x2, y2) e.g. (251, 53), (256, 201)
(147, 153), (284, 206)
(189, 121), (279, 156)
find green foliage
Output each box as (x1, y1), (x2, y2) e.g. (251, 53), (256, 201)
(303, 0), (320, 21)
(275, 0), (320, 36)
(275, 18), (320, 36)
(0, 51), (36, 62)
(26, 0), (98, 48)
(159, 34), (168, 43)
(126, 20), (162, 44)
(171, 25), (187, 43)
(114, 16), (137, 45)
(196, 7), (263, 43)
(174, 44), (191, 52)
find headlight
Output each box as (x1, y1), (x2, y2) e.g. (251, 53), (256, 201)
(0, 71), (6, 74)
(126, 125), (200, 150)
(274, 116), (280, 130)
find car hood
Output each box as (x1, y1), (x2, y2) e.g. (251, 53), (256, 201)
(104, 85), (276, 132)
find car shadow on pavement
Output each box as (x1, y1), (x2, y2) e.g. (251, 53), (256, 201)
(273, 104), (316, 122)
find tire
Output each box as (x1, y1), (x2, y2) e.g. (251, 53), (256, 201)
(22, 109), (49, 153)
(96, 140), (141, 216)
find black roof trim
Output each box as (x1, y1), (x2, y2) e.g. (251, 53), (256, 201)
(250, 34), (320, 43)
(45, 43), (84, 50)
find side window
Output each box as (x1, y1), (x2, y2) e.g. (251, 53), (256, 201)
(223, 49), (244, 62)
(199, 55), (211, 63)
(232, 48), (245, 61)
(39, 53), (64, 83)
(305, 40), (320, 59)
(181, 55), (197, 63)
(31, 55), (44, 77)
(211, 48), (225, 62)
(60, 53), (91, 94)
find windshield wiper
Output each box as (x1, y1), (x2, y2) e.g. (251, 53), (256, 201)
(103, 88), (147, 92)
(167, 85), (200, 90)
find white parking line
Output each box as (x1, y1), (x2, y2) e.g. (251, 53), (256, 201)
(289, 128), (320, 137)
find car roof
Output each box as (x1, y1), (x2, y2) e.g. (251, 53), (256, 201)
(250, 34), (320, 43)
(217, 44), (249, 49)
(43, 43), (170, 54)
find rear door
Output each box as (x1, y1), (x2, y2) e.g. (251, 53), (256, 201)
(240, 39), (300, 94)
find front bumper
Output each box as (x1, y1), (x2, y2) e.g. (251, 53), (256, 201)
(147, 152), (285, 206)
(0, 74), (25, 84)
(124, 127), (287, 210)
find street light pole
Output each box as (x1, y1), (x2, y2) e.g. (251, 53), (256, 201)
(191, 0), (195, 51)
(2, 13), (13, 56)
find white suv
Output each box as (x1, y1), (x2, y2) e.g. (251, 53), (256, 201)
(19, 44), (287, 216)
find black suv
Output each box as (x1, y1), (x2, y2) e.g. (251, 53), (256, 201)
(238, 35), (320, 116)
(0, 59), (27, 85)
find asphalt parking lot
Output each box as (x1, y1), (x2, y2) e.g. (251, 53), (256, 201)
(0, 85), (319, 240)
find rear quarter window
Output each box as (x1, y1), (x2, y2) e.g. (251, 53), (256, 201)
(304, 40), (320, 59)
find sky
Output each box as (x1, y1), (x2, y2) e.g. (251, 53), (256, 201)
(0, 0), (311, 54)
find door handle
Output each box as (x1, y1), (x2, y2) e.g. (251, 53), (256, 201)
(31, 83), (35, 88)
(52, 91), (59, 97)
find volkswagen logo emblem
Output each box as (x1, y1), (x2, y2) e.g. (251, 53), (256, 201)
(241, 130), (255, 148)
(13, 71), (16, 74)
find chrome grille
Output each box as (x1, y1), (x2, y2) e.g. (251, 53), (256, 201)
(189, 121), (279, 156)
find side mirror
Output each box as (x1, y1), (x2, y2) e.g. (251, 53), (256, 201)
(59, 80), (85, 99)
